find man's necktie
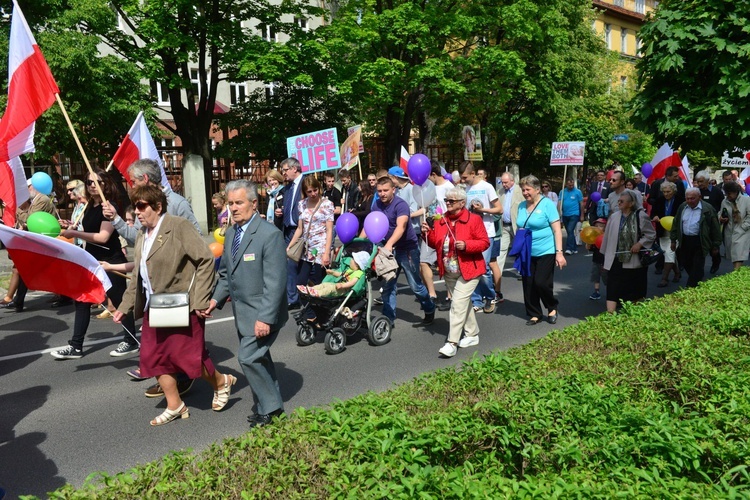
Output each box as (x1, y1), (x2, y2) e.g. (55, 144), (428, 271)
(231, 226), (243, 259)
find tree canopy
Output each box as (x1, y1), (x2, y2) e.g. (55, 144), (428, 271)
(632, 0), (750, 154)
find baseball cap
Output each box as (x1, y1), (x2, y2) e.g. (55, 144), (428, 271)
(388, 166), (409, 180)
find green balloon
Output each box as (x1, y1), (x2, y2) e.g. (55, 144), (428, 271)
(26, 212), (61, 237)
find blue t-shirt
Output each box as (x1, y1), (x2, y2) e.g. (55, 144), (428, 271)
(560, 187), (583, 216)
(373, 196), (419, 251)
(516, 197), (560, 257)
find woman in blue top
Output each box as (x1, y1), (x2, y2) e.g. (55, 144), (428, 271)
(516, 175), (567, 325)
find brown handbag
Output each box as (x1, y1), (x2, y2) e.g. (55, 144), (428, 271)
(286, 199), (322, 262)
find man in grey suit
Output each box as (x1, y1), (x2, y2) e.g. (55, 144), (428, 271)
(204, 179), (288, 428)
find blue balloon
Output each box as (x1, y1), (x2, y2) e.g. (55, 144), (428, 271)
(31, 172), (53, 195)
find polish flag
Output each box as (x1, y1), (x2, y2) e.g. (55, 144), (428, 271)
(0, 225), (111, 303)
(647, 143), (676, 184)
(400, 146), (410, 175)
(0, 1), (60, 162)
(0, 156), (29, 227)
(111, 111), (169, 187)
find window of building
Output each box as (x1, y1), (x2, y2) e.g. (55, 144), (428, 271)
(190, 68), (200, 97)
(151, 81), (170, 105)
(620, 76), (628, 89)
(613, 0), (624, 6)
(295, 17), (308, 32)
(258, 23), (277, 42)
(621, 29), (628, 54)
(264, 82), (278, 100)
(230, 82), (247, 105)
(635, 0), (646, 14)
(605, 24), (612, 50)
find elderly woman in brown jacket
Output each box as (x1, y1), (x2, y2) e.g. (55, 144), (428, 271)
(114, 185), (235, 426)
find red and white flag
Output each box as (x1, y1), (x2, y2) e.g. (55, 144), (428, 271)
(0, 156), (29, 227)
(0, 225), (111, 303)
(648, 143), (684, 184)
(111, 111), (169, 187)
(0, 1), (59, 162)
(400, 146), (410, 175)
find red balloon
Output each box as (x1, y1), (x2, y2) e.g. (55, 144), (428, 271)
(594, 233), (604, 249)
(209, 242), (223, 258)
(745, 152), (750, 162)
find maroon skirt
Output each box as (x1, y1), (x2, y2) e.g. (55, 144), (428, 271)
(139, 312), (215, 379)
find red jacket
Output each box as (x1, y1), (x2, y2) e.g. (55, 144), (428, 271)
(425, 208), (489, 281)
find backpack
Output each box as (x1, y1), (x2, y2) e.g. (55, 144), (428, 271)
(596, 198), (610, 219)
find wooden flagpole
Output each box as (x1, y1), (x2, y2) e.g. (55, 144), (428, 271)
(54, 94), (108, 205)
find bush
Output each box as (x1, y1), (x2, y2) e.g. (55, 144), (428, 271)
(46, 269), (750, 499)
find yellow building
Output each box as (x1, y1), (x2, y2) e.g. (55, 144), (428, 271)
(592, 0), (658, 90)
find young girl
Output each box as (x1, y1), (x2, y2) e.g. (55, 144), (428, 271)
(297, 251), (369, 298)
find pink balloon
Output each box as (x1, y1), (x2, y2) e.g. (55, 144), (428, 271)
(590, 191), (602, 203)
(407, 154), (431, 186)
(363, 212), (389, 244)
(336, 213), (359, 244)
(641, 163), (653, 178)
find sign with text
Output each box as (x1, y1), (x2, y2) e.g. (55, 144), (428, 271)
(286, 128), (342, 173)
(721, 148), (750, 168)
(550, 141), (585, 166)
(462, 124), (483, 162)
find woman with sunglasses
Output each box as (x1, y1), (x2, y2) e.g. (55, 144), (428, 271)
(541, 182), (558, 204)
(421, 187), (489, 358)
(51, 169), (139, 360)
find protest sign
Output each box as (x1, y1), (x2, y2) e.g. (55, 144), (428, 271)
(462, 124), (483, 162)
(286, 128), (342, 173)
(347, 125), (365, 153)
(340, 127), (361, 171)
(550, 141), (585, 166)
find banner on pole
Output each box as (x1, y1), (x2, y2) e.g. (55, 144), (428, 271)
(462, 124), (483, 162)
(287, 128), (341, 173)
(720, 148), (750, 168)
(550, 141), (585, 166)
(340, 127), (361, 171)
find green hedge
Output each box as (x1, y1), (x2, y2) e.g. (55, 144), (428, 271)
(47, 269), (750, 499)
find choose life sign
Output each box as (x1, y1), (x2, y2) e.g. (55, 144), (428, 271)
(287, 128), (342, 173)
(550, 141), (585, 166)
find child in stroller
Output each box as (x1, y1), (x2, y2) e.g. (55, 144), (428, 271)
(297, 251), (370, 298)
(294, 238), (392, 354)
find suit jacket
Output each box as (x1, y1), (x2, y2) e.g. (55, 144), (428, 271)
(119, 214), (215, 320)
(648, 178), (685, 210)
(212, 215), (288, 335)
(282, 179), (303, 228)
(496, 183), (524, 232)
(584, 180), (610, 214)
(16, 194), (55, 228)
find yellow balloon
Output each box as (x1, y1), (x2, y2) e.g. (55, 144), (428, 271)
(580, 226), (602, 245)
(213, 228), (225, 244)
(660, 216), (674, 231)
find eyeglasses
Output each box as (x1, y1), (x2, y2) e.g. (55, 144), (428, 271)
(85, 179), (100, 186)
(542, 185), (550, 188)
(445, 199), (462, 204)
(67, 188), (74, 192)
(281, 167), (289, 172)
(134, 201), (151, 211)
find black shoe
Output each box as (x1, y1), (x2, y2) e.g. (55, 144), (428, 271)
(413, 312), (434, 327)
(547, 313), (558, 325)
(248, 408), (284, 429)
(374, 297), (384, 306)
(437, 298), (451, 312)
(654, 268), (663, 275)
(526, 318), (540, 326)
(2, 300), (22, 312)
(710, 263), (720, 274)
(51, 298), (73, 308)
(288, 302), (301, 311)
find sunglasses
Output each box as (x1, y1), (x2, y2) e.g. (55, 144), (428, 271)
(445, 199), (462, 204)
(67, 188), (74, 192)
(134, 201), (151, 211)
(85, 179), (100, 186)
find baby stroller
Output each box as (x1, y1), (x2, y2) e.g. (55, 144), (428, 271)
(294, 238), (392, 354)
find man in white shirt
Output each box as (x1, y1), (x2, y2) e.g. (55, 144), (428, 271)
(458, 161), (503, 313)
(495, 171), (524, 301)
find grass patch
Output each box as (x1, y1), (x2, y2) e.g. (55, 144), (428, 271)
(45, 269), (750, 499)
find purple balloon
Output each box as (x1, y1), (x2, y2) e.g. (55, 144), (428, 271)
(641, 163), (653, 178)
(336, 213), (359, 244)
(590, 191), (602, 203)
(443, 174), (453, 182)
(363, 212), (389, 244)
(746, 183), (750, 196)
(407, 153), (431, 186)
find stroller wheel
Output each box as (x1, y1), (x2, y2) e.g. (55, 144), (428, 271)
(324, 328), (346, 355)
(367, 315), (392, 346)
(296, 323), (316, 346)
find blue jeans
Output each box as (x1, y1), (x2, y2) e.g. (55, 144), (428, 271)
(382, 246), (436, 323)
(562, 215), (579, 253)
(471, 245), (496, 307)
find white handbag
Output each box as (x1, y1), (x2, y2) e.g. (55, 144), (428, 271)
(148, 274), (195, 328)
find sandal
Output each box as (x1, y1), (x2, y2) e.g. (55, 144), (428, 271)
(0, 297), (13, 306)
(212, 374), (237, 411)
(150, 402), (189, 426)
(296, 285), (309, 295)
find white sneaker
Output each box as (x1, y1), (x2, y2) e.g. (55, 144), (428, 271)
(438, 342), (457, 357)
(458, 336), (479, 348)
(564, 250), (573, 255)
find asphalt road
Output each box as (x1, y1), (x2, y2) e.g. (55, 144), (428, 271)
(0, 251), (733, 498)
